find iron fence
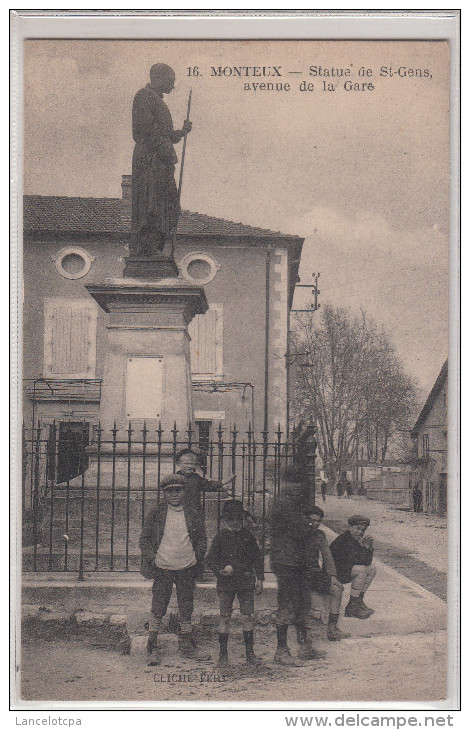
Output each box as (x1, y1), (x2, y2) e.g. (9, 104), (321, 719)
(21, 421), (316, 576)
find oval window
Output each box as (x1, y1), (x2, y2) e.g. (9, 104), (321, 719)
(180, 252), (220, 285)
(54, 247), (94, 280)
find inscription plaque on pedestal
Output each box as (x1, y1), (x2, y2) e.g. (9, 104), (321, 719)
(125, 356), (163, 419)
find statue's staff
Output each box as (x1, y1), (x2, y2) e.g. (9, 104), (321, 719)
(171, 88), (192, 259)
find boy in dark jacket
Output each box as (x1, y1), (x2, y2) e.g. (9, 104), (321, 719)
(269, 481), (317, 665)
(329, 514), (377, 619)
(207, 500), (264, 667)
(175, 448), (233, 512)
(139, 473), (211, 665)
(304, 505), (349, 641)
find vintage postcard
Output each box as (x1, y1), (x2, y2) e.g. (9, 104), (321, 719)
(11, 10), (459, 713)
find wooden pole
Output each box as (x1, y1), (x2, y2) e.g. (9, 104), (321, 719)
(171, 89), (192, 259)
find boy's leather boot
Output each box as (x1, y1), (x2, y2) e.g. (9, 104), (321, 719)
(243, 630), (262, 666)
(327, 614), (351, 641)
(217, 633), (230, 668)
(344, 597), (373, 619)
(274, 624), (304, 666)
(146, 635), (161, 666)
(179, 632), (211, 661)
(359, 592), (375, 614)
(295, 623), (326, 660)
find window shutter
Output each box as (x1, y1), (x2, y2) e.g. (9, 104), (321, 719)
(189, 304), (223, 378)
(44, 299), (97, 377)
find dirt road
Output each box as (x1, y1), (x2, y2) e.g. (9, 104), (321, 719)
(20, 628), (446, 704)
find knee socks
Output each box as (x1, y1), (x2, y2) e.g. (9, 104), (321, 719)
(149, 614), (162, 641)
(328, 612), (339, 626)
(218, 632), (229, 658)
(276, 623), (288, 649)
(243, 630), (254, 657)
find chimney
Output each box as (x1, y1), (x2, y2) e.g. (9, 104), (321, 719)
(121, 174), (132, 201)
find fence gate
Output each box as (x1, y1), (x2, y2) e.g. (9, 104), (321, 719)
(22, 422), (316, 576)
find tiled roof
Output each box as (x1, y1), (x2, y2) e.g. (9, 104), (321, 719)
(23, 195), (302, 240)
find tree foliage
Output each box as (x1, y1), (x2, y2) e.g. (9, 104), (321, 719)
(292, 304), (418, 482)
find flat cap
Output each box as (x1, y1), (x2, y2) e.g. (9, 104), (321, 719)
(159, 474), (187, 490)
(348, 514), (370, 526)
(222, 499), (244, 519)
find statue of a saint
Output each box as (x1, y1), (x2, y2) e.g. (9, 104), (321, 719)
(131, 64), (192, 257)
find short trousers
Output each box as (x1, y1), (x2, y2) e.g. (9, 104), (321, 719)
(306, 568), (331, 594)
(271, 563), (311, 626)
(151, 564), (197, 621)
(218, 589), (255, 618)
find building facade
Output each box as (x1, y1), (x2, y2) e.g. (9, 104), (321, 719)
(411, 360), (448, 515)
(23, 176), (304, 456)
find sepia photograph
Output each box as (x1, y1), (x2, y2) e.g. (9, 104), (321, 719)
(12, 11), (459, 711)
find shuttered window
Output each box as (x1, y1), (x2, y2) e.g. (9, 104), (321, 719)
(44, 299), (98, 377)
(188, 303), (223, 379)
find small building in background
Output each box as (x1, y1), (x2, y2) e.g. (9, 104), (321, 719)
(410, 360), (448, 515)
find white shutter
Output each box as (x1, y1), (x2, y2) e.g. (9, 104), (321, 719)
(189, 303), (223, 379)
(44, 299), (98, 377)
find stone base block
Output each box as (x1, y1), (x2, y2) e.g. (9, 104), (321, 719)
(123, 255), (179, 279)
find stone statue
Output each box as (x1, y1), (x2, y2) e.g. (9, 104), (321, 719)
(131, 64), (192, 257)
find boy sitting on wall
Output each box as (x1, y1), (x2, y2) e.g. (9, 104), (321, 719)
(329, 514), (377, 619)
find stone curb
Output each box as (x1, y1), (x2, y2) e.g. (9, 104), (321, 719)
(21, 605), (131, 653)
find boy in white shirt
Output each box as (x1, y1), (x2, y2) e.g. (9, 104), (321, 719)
(139, 474), (210, 665)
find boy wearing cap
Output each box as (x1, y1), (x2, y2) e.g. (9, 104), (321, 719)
(139, 474), (210, 665)
(175, 448), (234, 513)
(329, 515), (377, 619)
(207, 499), (264, 667)
(304, 505), (350, 641)
(269, 478), (318, 665)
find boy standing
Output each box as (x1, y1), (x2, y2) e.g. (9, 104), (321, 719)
(329, 515), (377, 619)
(139, 474), (211, 665)
(270, 480), (317, 665)
(207, 500), (264, 667)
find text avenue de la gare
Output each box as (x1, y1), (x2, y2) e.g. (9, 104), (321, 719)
(185, 64), (433, 93)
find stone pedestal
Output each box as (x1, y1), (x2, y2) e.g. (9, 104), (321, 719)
(86, 276), (207, 434)
(123, 254), (179, 280)
(79, 276), (208, 496)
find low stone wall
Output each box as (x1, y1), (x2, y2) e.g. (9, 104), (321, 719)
(22, 605), (131, 653)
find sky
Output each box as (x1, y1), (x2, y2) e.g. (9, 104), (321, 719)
(23, 40), (450, 396)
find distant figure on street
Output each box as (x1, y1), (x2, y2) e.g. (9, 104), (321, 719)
(346, 480), (354, 499)
(336, 471), (351, 499)
(320, 480), (328, 502)
(329, 514), (377, 619)
(413, 485), (423, 513)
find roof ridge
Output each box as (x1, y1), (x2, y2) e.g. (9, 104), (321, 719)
(179, 208), (284, 236)
(23, 194), (303, 240)
(24, 194), (122, 202)
(412, 359), (448, 435)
